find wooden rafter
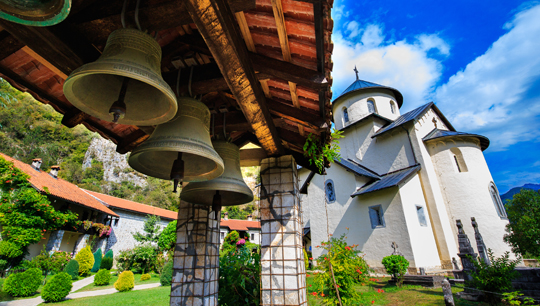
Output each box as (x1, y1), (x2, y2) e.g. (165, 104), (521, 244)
(184, 0), (284, 156)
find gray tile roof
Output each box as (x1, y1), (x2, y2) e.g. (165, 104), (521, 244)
(336, 159), (381, 180)
(372, 103), (433, 138)
(335, 79), (403, 107)
(351, 165), (421, 197)
(423, 128), (490, 151)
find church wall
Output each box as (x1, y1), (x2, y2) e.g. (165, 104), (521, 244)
(333, 89), (400, 130)
(427, 139), (513, 259)
(408, 110), (459, 269)
(398, 174), (442, 270)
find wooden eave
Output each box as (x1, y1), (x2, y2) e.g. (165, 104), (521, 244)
(0, 0), (334, 171)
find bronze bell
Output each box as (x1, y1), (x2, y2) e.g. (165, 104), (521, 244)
(180, 141), (254, 208)
(0, 0), (71, 26)
(128, 97), (224, 191)
(63, 28), (177, 126)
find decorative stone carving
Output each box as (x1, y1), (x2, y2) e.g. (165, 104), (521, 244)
(455, 219), (477, 282)
(471, 217), (490, 265)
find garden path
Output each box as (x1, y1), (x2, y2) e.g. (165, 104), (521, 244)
(0, 280), (161, 306)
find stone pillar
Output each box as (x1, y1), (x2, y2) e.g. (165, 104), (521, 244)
(471, 217), (490, 265)
(72, 234), (89, 256)
(45, 230), (65, 252)
(259, 156), (307, 306)
(455, 220), (477, 282)
(170, 201), (220, 306)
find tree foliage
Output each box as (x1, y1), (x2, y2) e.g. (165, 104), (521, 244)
(133, 215), (161, 244)
(218, 243), (260, 306)
(504, 189), (540, 257)
(158, 220), (176, 252)
(3, 268), (42, 297)
(303, 129), (344, 172)
(0, 156), (80, 249)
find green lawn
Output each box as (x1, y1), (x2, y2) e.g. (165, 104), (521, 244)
(306, 274), (490, 306)
(52, 286), (171, 305)
(75, 272), (160, 292)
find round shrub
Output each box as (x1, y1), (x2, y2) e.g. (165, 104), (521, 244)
(64, 259), (79, 280)
(0, 241), (23, 258)
(75, 246), (94, 275)
(94, 269), (111, 286)
(140, 273), (151, 281)
(382, 254), (409, 287)
(114, 271), (135, 292)
(3, 268), (42, 297)
(160, 261), (173, 286)
(41, 272), (72, 302)
(50, 251), (71, 274)
(91, 248), (102, 273)
(100, 257), (113, 270)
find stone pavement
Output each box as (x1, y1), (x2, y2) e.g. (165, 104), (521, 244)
(0, 276), (161, 306)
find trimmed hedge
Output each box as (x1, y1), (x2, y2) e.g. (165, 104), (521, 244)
(75, 246), (94, 275)
(94, 269), (111, 286)
(160, 261), (173, 286)
(140, 273), (151, 281)
(114, 271), (135, 292)
(104, 249), (113, 259)
(91, 249), (102, 273)
(0, 241), (23, 258)
(100, 257), (113, 270)
(3, 268), (42, 297)
(41, 272), (72, 302)
(64, 259), (79, 280)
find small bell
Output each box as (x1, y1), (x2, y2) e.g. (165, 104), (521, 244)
(63, 28), (177, 126)
(180, 141), (254, 206)
(128, 97), (224, 187)
(0, 0), (71, 26)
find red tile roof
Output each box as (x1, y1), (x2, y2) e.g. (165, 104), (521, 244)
(0, 153), (118, 217)
(85, 190), (177, 220)
(221, 219), (261, 231)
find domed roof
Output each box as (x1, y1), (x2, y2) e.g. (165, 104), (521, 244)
(335, 79), (403, 107)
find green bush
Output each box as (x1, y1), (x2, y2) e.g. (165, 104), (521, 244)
(158, 220), (176, 252)
(104, 249), (114, 259)
(116, 245), (157, 273)
(50, 251), (71, 274)
(0, 241), (23, 259)
(160, 261), (173, 286)
(94, 269), (111, 286)
(114, 271), (135, 292)
(75, 245), (94, 275)
(314, 232), (370, 305)
(64, 259), (79, 280)
(41, 272), (72, 302)
(100, 257), (113, 270)
(219, 244), (260, 305)
(91, 249), (102, 273)
(220, 230), (240, 257)
(3, 268), (42, 297)
(303, 248), (309, 270)
(382, 254), (409, 287)
(140, 273), (151, 281)
(468, 249), (521, 305)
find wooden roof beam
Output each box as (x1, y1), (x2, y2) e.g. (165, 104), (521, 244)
(184, 0), (284, 156)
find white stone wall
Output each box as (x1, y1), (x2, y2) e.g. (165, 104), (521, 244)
(105, 209), (170, 254)
(333, 89), (401, 130)
(426, 139), (513, 259)
(218, 227), (261, 245)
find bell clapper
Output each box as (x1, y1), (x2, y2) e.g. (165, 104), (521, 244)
(170, 152), (185, 193)
(109, 77), (130, 123)
(212, 190), (222, 220)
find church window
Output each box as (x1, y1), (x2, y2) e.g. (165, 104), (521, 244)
(489, 182), (507, 218)
(368, 205), (385, 228)
(416, 206), (427, 226)
(390, 101), (397, 114)
(325, 179), (336, 203)
(367, 99), (376, 114)
(220, 232), (225, 239)
(343, 107), (349, 123)
(450, 147), (468, 172)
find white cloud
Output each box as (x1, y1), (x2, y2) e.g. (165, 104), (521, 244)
(435, 4), (540, 151)
(332, 24), (447, 108)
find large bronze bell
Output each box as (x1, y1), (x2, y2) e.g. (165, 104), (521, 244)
(181, 141), (254, 208)
(128, 97), (224, 191)
(63, 28), (177, 126)
(0, 0), (71, 26)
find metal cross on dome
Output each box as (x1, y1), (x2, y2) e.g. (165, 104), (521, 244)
(354, 66), (359, 80)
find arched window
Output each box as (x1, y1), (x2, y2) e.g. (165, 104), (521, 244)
(325, 179), (336, 203)
(343, 107), (349, 123)
(489, 182), (507, 218)
(450, 147), (468, 172)
(367, 99), (376, 114)
(390, 101), (397, 114)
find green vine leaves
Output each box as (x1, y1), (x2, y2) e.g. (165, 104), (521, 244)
(303, 129), (344, 173)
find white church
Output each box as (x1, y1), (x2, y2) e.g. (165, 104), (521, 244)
(299, 73), (512, 273)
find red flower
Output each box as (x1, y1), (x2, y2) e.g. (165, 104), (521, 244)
(336, 285), (340, 288)
(321, 293), (325, 297)
(309, 257), (313, 260)
(345, 246), (351, 251)
(309, 285), (312, 287)
(356, 269), (361, 273)
(311, 292), (317, 296)
(372, 301), (375, 304)
(324, 257), (328, 260)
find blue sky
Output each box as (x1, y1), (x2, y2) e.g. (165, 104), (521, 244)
(330, 0), (540, 193)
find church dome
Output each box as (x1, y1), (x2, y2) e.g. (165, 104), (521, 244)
(336, 79), (403, 107)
